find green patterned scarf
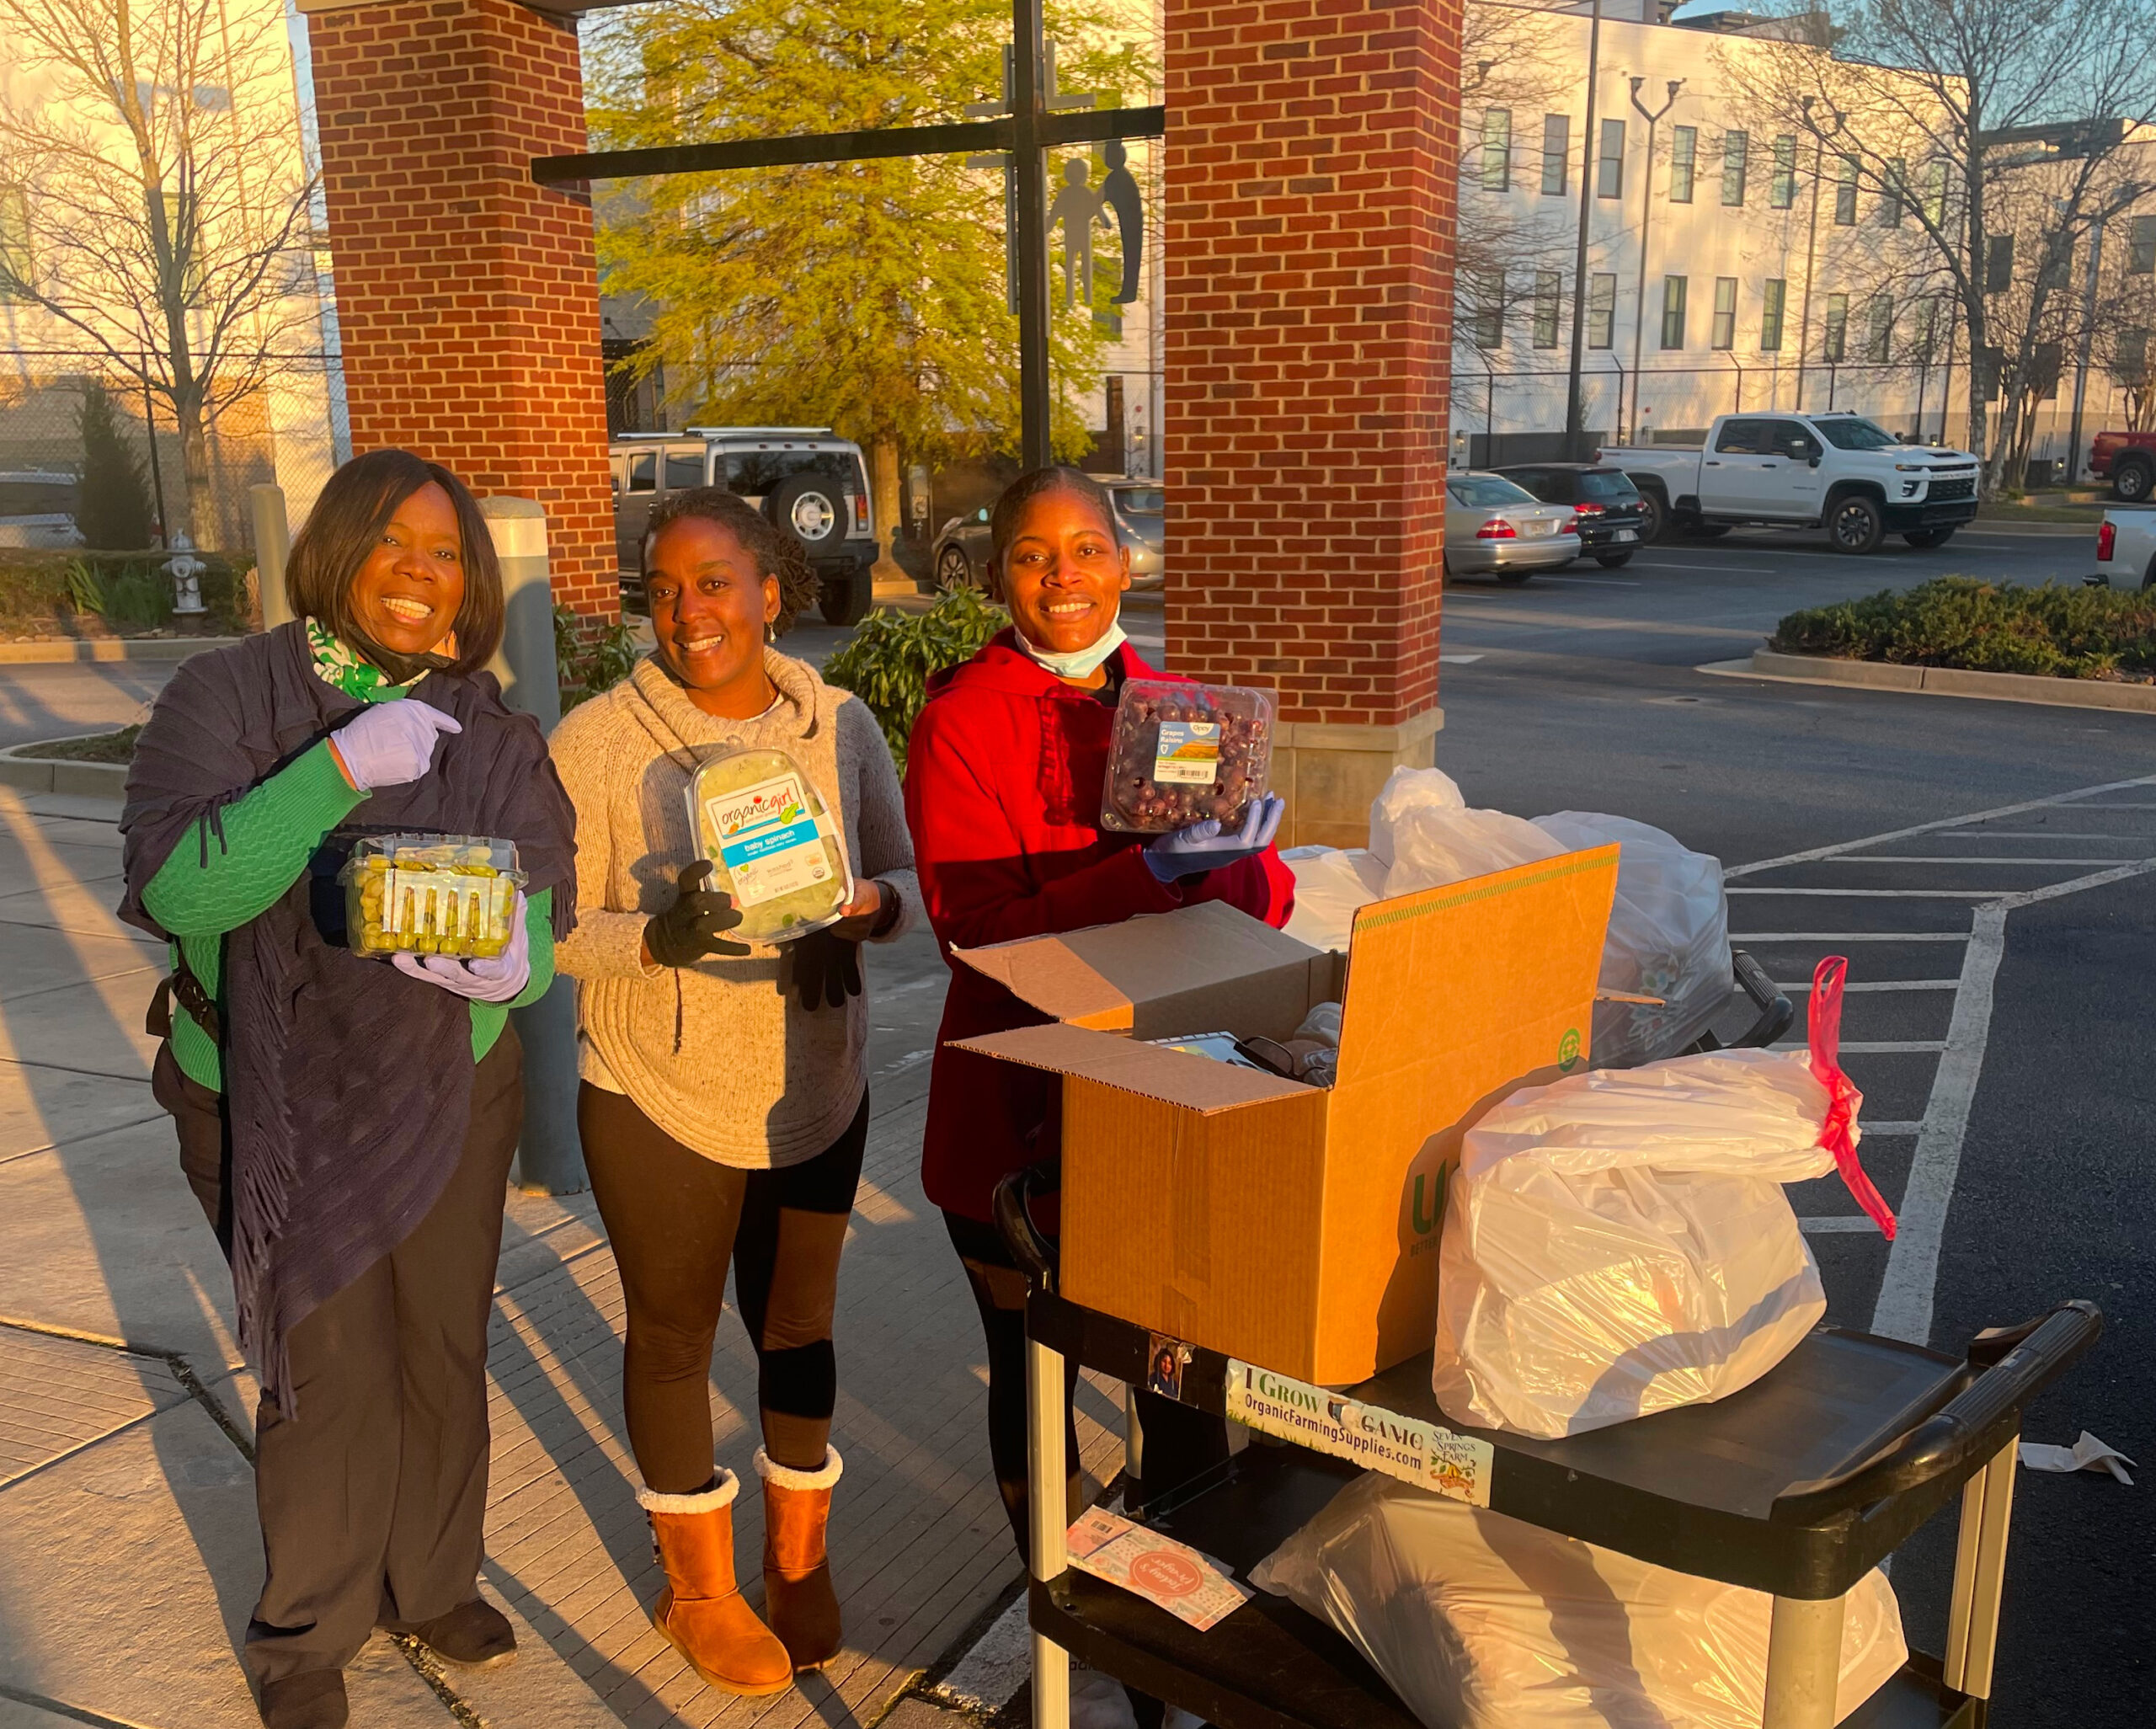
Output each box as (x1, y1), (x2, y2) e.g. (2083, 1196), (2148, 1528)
(306, 617), (424, 702)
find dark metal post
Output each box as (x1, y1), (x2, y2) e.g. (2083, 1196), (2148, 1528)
(1625, 79), (1682, 446)
(1795, 101), (1839, 414)
(1012, 0), (1053, 470)
(138, 362), (170, 548)
(1561, 0), (1604, 462)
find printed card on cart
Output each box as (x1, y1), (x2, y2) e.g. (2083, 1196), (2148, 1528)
(1225, 1359), (1496, 1508)
(1065, 1508), (1253, 1631)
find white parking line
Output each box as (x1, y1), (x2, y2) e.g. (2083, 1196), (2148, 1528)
(1830, 856), (2135, 866)
(1773, 979), (1958, 992)
(1534, 575), (1642, 588)
(1630, 561), (1780, 574)
(1732, 931), (1972, 942)
(1725, 771), (2156, 877)
(1772, 1040), (1947, 1054)
(1803, 1216), (1888, 1235)
(1728, 887), (1999, 897)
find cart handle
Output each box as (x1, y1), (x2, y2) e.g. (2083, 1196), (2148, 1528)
(1770, 1300), (2104, 1520)
(991, 1157), (1061, 1290)
(1726, 948), (1794, 1050)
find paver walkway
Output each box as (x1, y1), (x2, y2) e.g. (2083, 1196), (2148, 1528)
(0, 784), (1118, 1727)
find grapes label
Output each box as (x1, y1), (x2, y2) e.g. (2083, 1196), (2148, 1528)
(1154, 720), (1222, 786)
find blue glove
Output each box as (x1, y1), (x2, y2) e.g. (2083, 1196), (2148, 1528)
(330, 700), (462, 792)
(1142, 793), (1285, 883)
(392, 892), (531, 1002)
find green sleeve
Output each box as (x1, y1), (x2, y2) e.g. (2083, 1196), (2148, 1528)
(508, 888), (556, 1010)
(140, 741), (367, 938)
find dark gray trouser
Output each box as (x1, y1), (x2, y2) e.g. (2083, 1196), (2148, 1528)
(155, 1029), (523, 1686)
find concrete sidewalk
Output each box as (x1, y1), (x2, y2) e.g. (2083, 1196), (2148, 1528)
(0, 784), (1116, 1728)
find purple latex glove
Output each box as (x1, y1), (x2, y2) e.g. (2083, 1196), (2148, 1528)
(1141, 793), (1285, 883)
(330, 700), (462, 791)
(392, 892), (531, 1003)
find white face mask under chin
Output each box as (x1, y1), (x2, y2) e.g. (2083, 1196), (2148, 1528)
(1017, 618), (1127, 680)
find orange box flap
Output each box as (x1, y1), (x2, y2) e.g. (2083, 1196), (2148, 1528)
(951, 901), (1329, 1037)
(949, 1022), (1314, 1113)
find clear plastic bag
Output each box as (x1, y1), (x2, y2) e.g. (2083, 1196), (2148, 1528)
(686, 749), (852, 943)
(1534, 810), (1732, 1068)
(1251, 1473), (1907, 1729)
(342, 834), (524, 959)
(1279, 845), (1387, 953)
(1431, 1048), (1850, 1438)
(1367, 768), (1565, 897)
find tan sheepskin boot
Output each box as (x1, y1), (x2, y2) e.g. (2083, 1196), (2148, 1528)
(755, 1446), (844, 1672)
(638, 1471), (793, 1697)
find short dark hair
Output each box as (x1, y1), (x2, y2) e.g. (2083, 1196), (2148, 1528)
(642, 487), (821, 636)
(285, 449), (504, 678)
(986, 466), (1116, 599)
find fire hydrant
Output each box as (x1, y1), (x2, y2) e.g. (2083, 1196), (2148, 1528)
(165, 532), (206, 617)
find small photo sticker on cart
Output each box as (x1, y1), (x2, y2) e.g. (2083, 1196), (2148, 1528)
(1145, 1334), (1193, 1400)
(1065, 1508), (1251, 1631)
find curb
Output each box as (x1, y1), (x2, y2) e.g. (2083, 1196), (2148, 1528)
(0, 635), (245, 664)
(1700, 648), (2156, 715)
(0, 737), (131, 794)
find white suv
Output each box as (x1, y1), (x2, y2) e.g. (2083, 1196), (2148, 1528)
(611, 428), (878, 625)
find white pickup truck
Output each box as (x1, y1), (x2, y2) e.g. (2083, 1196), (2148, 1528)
(1599, 411), (1981, 553)
(2088, 505), (2156, 591)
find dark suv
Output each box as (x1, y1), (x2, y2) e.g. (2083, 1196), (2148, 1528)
(1492, 464), (1647, 568)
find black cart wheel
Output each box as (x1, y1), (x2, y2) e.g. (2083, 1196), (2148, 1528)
(1828, 493), (1886, 554)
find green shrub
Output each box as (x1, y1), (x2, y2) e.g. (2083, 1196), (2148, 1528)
(0, 547), (254, 636)
(823, 585), (1009, 774)
(555, 605), (642, 711)
(1771, 578), (2156, 681)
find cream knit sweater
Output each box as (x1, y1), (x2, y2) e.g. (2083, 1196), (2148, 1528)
(550, 650), (919, 1168)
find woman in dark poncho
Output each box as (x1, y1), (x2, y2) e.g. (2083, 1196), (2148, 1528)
(119, 450), (576, 1729)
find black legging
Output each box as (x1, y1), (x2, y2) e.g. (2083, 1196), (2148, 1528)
(943, 1211), (1232, 1568)
(580, 1085), (867, 1492)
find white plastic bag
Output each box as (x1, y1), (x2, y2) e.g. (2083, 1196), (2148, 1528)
(1280, 845), (1387, 953)
(1534, 810), (1732, 1068)
(1251, 1474), (1907, 1729)
(1368, 768), (1564, 897)
(1432, 1049), (1846, 1439)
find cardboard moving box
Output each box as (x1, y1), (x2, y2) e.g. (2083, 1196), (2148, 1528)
(953, 847), (1619, 1385)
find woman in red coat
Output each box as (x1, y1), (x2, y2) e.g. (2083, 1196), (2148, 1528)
(905, 468), (1291, 1681)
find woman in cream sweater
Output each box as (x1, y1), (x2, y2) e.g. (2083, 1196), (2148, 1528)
(550, 488), (916, 1699)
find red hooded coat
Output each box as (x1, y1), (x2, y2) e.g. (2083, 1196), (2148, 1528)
(905, 630), (1295, 1220)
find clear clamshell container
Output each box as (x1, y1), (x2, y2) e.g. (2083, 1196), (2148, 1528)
(1099, 679), (1276, 834)
(686, 748), (853, 943)
(343, 834), (524, 959)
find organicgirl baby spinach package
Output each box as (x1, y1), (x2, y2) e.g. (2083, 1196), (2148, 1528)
(687, 748), (853, 942)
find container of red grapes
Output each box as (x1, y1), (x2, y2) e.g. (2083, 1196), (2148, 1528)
(1099, 680), (1276, 834)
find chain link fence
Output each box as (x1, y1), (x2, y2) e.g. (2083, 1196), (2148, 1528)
(0, 348), (348, 557)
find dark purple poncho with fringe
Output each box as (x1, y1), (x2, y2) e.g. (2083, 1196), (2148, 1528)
(117, 622), (576, 1408)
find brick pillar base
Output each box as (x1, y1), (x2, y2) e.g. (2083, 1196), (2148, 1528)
(1166, 0), (1460, 848)
(303, 0), (616, 619)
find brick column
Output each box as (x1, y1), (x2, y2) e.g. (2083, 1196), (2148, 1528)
(1166, 0), (1460, 847)
(301, 0), (616, 619)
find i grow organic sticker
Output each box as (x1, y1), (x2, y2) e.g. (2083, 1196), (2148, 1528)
(1225, 1361), (1493, 1507)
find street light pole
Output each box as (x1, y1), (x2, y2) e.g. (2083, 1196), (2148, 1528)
(1562, 0), (1604, 461)
(1794, 96), (1840, 414)
(1626, 77), (1681, 446)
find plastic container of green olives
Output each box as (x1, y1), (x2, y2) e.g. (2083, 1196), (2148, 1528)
(686, 748), (853, 942)
(342, 834), (524, 959)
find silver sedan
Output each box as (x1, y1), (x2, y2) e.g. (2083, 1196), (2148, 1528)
(1443, 472), (1581, 583)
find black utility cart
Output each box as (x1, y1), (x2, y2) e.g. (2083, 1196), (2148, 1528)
(997, 1109), (2099, 1729)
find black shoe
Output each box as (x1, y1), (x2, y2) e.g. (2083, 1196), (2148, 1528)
(259, 1670), (348, 1729)
(387, 1598), (519, 1669)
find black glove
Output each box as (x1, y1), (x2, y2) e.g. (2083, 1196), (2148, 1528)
(643, 861), (750, 969)
(781, 927), (862, 1012)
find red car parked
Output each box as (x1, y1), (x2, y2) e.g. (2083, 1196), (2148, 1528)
(2089, 430), (2156, 502)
